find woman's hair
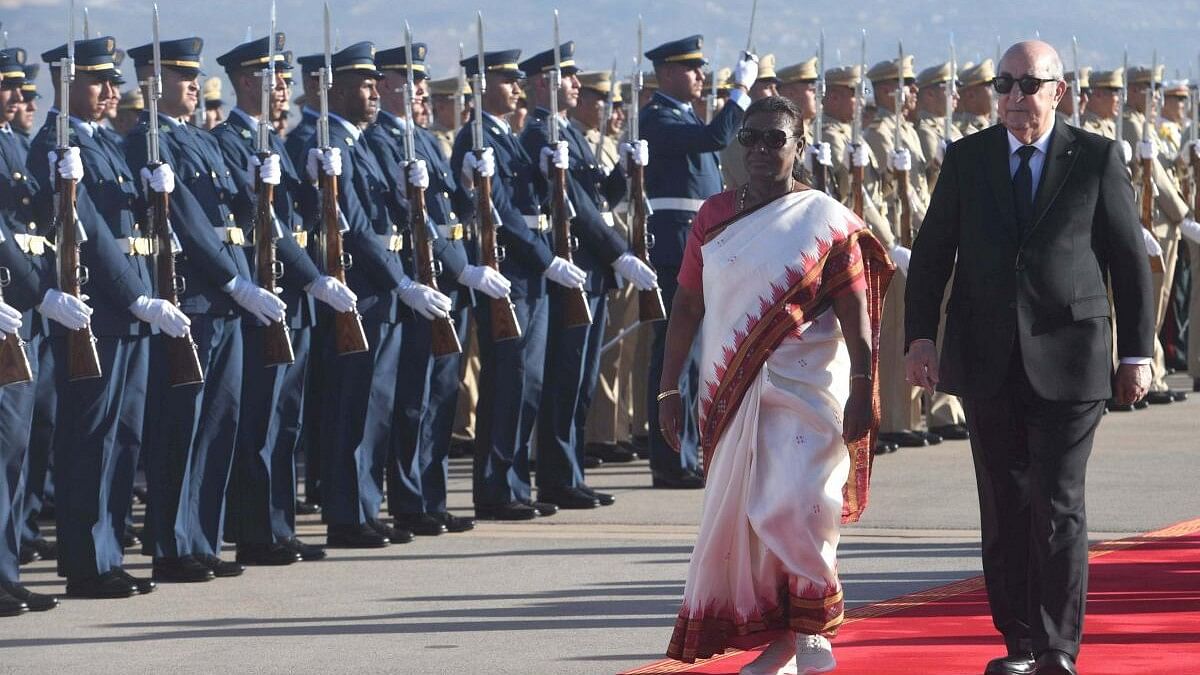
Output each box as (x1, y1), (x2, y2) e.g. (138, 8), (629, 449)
(742, 95), (807, 181)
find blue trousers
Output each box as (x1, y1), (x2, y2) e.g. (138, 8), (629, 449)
(473, 293), (548, 507)
(646, 269), (700, 476)
(20, 332), (55, 549)
(53, 334), (148, 579)
(387, 316), (432, 516)
(417, 307), (468, 514)
(0, 334), (38, 583)
(142, 315), (243, 560)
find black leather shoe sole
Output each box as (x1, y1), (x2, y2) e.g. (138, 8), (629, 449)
(67, 572), (140, 598)
(435, 513), (476, 533)
(284, 538), (328, 561)
(1145, 391), (1175, 405)
(366, 519), (414, 544)
(237, 545), (302, 566)
(984, 653), (1035, 675)
(152, 558), (216, 583)
(929, 424), (969, 440)
(114, 569), (156, 595)
(326, 527), (390, 548)
(651, 472), (705, 489)
(475, 504), (538, 521)
(537, 490), (600, 509)
(1, 583), (58, 612)
(393, 514), (448, 537)
(878, 430), (929, 447)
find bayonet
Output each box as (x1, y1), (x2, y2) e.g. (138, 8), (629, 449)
(1070, 36), (1081, 127)
(626, 14), (665, 323)
(455, 42), (465, 138)
(705, 46), (717, 124)
(990, 35), (1000, 126)
(744, 0), (758, 54)
(850, 29), (867, 218)
(812, 32), (828, 194)
(1117, 47), (1127, 148)
(548, 9), (561, 146)
(83, 7), (89, 39)
(944, 33), (956, 143)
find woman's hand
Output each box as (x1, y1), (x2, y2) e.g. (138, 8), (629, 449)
(842, 379), (873, 443)
(659, 393), (684, 453)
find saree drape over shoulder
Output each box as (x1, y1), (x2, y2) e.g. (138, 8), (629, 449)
(666, 189), (893, 663)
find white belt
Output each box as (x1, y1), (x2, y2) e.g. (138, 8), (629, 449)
(377, 233), (405, 251)
(117, 237), (153, 256)
(647, 197), (705, 213)
(214, 226), (247, 246)
(523, 214), (551, 231)
(437, 224), (464, 240)
(599, 212), (615, 228)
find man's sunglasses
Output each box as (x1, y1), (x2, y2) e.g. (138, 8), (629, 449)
(737, 128), (800, 149)
(992, 75), (1059, 96)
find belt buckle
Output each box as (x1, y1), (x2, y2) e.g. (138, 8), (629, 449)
(293, 230), (309, 248)
(227, 228), (247, 246)
(388, 234), (404, 251)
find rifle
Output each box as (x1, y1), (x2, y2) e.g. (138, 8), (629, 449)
(1116, 49), (1127, 151)
(629, 16), (665, 323)
(56, 1), (101, 381)
(317, 2), (368, 355)
(989, 36), (999, 126)
(705, 46), (717, 124)
(1140, 53), (1165, 273)
(1190, 67), (1199, 212)
(254, 2), (295, 366)
(943, 35), (957, 146)
(812, 31), (828, 194)
(472, 12), (521, 342)
(850, 30), (866, 219)
(548, 10), (592, 328)
(0, 267), (33, 387)
(148, 4), (203, 386)
(403, 22), (461, 356)
(594, 58), (616, 163)
(893, 42), (913, 247)
(454, 42), (465, 138)
(1070, 37), (1082, 127)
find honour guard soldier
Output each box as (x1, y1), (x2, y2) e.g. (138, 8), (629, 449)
(776, 57), (819, 142)
(642, 35), (757, 488)
(212, 33), (345, 565)
(721, 54), (782, 190)
(1081, 68), (1123, 141)
(953, 59), (995, 136)
(112, 88), (143, 137)
(428, 75), (467, 159)
(13, 63), (39, 142)
(286, 54), (324, 171)
(519, 41), (654, 509)
(914, 61), (963, 191)
(1057, 67), (1091, 124)
(202, 76), (224, 130)
(125, 36), (283, 583)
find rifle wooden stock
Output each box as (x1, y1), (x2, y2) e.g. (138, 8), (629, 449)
(408, 179), (461, 357)
(550, 166), (592, 328)
(627, 162), (665, 322)
(320, 171), (369, 355)
(0, 278), (33, 387)
(894, 168), (913, 248)
(148, 181), (205, 387)
(1140, 157), (1165, 273)
(254, 170), (295, 366)
(475, 169), (522, 342)
(56, 175), (102, 381)
(850, 163), (865, 219)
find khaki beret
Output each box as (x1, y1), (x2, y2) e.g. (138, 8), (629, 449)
(1065, 67), (1091, 89)
(428, 76), (471, 97)
(1163, 79), (1190, 97)
(702, 67), (729, 91)
(825, 65), (861, 89)
(777, 56), (818, 84)
(916, 61), (954, 89)
(1127, 64), (1164, 86)
(866, 55), (915, 84)
(642, 71), (659, 90)
(958, 59), (995, 87)
(1090, 67), (1124, 90)
(756, 54), (778, 81)
(118, 87), (144, 111)
(202, 76), (223, 103)
(578, 70), (623, 102)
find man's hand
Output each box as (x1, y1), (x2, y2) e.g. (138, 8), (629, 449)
(543, 256), (587, 288)
(0, 300), (23, 337)
(612, 253), (657, 291)
(36, 289), (93, 331)
(619, 140), (649, 170)
(306, 276), (358, 313)
(539, 141), (570, 177)
(732, 51), (759, 89)
(888, 149), (912, 172)
(844, 142), (869, 169)
(1113, 363), (1151, 406)
(457, 264), (511, 299)
(251, 153), (282, 185)
(404, 159), (430, 191)
(306, 148), (342, 182)
(461, 148), (495, 191)
(51, 147), (84, 182)
(140, 164), (176, 194)
(904, 338), (939, 391)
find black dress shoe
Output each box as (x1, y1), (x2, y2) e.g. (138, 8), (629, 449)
(236, 543), (302, 566)
(17, 547), (40, 566)
(113, 568), (156, 595)
(1145, 390), (1175, 405)
(283, 538), (328, 561)
(1032, 650), (1076, 675)
(1133, 396), (1151, 409)
(448, 439), (474, 459)
(122, 528), (141, 550)
(0, 586), (29, 616)
(0, 582), (58, 612)
(1170, 389), (1188, 402)
(583, 455), (602, 469)
(624, 436), (651, 459)
(295, 501), (321, 516)
(196, 554), (244, 578)
(131, 485), (148, 504)
(522, 499), (559, 517)
(929, 423), (969, 440)
(475, 501), (538, 521)
(367, 518), (414, 544)
(651, 471), (705, 489)
(432, 512), (475, 533)
(920, 430), (944, 445)
(152, 556), (216, 583)
(30, 538), (57, 561)
(67, 570), (139, 598)
(878, 430), (929, 447)
(984, 653), (1035, 675)
(538, 486), (601, 509)
(1106, 398), (1134, 412)
(578, 484), (616, 506)
(586, 442), (637, 464)
(873, 440), (899, 455)
(326, 524), (390, 548)
(394, 513), (448, 536)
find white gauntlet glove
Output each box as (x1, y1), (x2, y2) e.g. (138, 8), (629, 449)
(0, 301), (23, 337)
(844, 142), (869, 168)
(251, 153), (282, 185)
(457, 264), (511, 299)
(544, 256), (586, 288)
(49, 147), (84, 182)
(461, 148), (495, 190)
(1136, 140), (1157, 161)
(887, 149), (913, 172)
(889, 245), (911, 276)
(732, 51), (759, 89)
(804, 143), (832, 173)
(404, 159), (430, 190)
(140, 164), (175, 194)
(36, 289), (92, 330)
(612, 253), (658, 291)
(1141, 228), (1163, 257)
(306, 275), (358, 313)
(130, 295), (191, 338)
(227, 276), (287, 326)
(619, 140), (649, 170)
(1120, 141), (1133, 164)
(306, 147), (342, 182)
(1180, 217), (1200, 245)
(398, 280), (453, 320)
(539, 141), (570, 177)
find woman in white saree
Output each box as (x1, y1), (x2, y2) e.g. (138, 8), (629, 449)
(658, 97), (894, 674)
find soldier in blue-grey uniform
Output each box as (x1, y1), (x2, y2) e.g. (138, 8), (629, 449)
(125, 36), (286, 584)
(640, 36), (757, 488)
(212, 33), (354, 566)
(517, 42), (658, 510)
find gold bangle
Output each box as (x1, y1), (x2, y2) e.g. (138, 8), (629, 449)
(656, 389), (681, 402)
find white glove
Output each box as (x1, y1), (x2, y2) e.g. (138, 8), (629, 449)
(129, 295), (191, 338)
(49, 147), (84, 182)
(1141, 228), (1163, 257)
(1120, 141), (1133, 164)
(36, 289), (92, 331)
(732, 51), (759, 88)
(612, 252), (658, 291)
(457, 264), (511, 299)
(1181, 217), (1200, 245)
(619, 140), (649, 170)
(1136, 140), (1157, 161)
(404, 159), (430, 190)
(461, 147), (495, 190)
(890, 245), (911, 276)
(936, 139), (949, 165)
(844, 142), (869, 168)
(399, 281), (453, 320)
(140, 164), (176, 194)
(306, 275), (358, 313)
(803, 143), (832, 173)
(251, 153), (282, 186)
(0, 301), (22, 337)
(539, 141), (570, 177)
(227, 276), (287, 325)
(888, 149), (912, 172)
(544, 256), (587, 288)
(306, 147), (342, 182)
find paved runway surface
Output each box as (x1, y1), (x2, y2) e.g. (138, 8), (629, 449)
(3, 375), (1196, 674)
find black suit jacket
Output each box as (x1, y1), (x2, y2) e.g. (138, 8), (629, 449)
(905, 120), (1155, 402)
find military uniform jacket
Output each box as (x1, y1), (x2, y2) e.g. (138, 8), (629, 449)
(579, 124), (629, 234)
(125, 112), (252, 317)
(212, 108), (321, 329)
(916, 110), (964, 193)
(953, 111), (990, 137)
(284, 107), (319, 178)
(823, 118), (896, 249)
(1122, 108), (1188, 236)
(0, 217), (53, 340)
(520, 107), (627, 295)
(640, 91), (744, 268)
(28, 113), (152, 337)
(451, 111), (555, 300)
(865, 107), (931, 237)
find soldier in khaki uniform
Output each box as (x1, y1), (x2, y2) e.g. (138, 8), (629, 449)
(1124, 65), (1192, 403)
(1162, 81), (1200, 390)
(1056, 67), (1091, 124)
(720, 54), (779, 189)
(953, 59), (994, 136)
(1082, 68), (1122, 140)
(914, 61), (964, 192)
(428, 75), (468, 159)
(778, 57), (819, 145)
(201, 75), (224, 129)
(694, 67), (730, 124)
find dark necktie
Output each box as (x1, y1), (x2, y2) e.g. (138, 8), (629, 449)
(1013, 145), (1037, 236)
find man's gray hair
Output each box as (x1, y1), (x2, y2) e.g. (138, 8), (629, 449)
(1001, 41), (1065, 81)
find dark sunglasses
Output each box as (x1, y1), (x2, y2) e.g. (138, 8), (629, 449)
(737, 127), (799, 149)
(992, 74), (1059, 96)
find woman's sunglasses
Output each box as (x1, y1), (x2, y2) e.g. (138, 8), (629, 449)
(737, 128), (799, 149)
(992, 75), (1059, 96)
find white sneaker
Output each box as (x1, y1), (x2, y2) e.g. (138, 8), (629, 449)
(739, 635), (797, 675)
(793, 634), (836, 673)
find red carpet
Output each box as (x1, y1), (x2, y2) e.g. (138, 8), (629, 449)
(624, 518), (1200, 674)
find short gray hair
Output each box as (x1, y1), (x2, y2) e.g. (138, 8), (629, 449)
(1001, 40), (1065, 81)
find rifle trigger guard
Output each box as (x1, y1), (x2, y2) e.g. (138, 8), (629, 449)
(174, 274), (187, 296)
(645, 233), (656, 250)
(341, 251), (354, 271)
(569, 235), (579, 253)
(496, 244), (507, 263)
(272, 260), (285, 281)
(0, 267), (10, 287)
(76, 264), (90, 287)
(432, 259), (444, 278)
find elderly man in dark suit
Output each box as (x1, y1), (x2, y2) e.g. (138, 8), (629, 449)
(904, 41), (1155, 675)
